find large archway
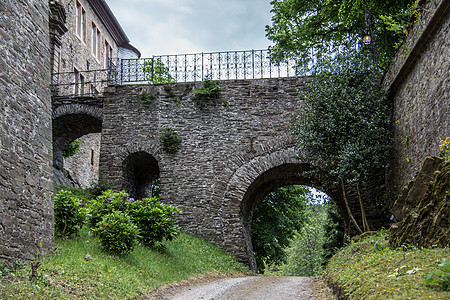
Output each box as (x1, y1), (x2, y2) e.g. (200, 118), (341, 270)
(240, 163), (335, 272)
(122, 151), (160, 199)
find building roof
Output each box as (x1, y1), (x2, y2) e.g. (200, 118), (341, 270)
(87, 0), (141, 57)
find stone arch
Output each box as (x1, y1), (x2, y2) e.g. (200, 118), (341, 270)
(220, 146), (332, 271)
(52, 104), (102, 170)
(122, 151), (160, 200)
(52, 103), (103, 121)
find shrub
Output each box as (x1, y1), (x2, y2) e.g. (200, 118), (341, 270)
(94, 211), (139, 255)
(54, 189), (87, 237)
(88, 190), (132, 228)
(63, 139), (82, 158)
(192, 79), (223, 101)
(87, 189), (181, 251)
(127, 197), (181, 247)
(160, 127), (182, 154)
(425, 258), (450, 291)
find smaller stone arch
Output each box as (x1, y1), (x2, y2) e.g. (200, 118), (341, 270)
(122, 151), (160, 200)
(52, 103), (103, 121)
(52, 104), (103, 170)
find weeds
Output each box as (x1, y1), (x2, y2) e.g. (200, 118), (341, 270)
(324, 231), (450, 299)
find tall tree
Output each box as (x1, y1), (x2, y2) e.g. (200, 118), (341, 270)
(292, 50), (392, 233)
(266, 0), (414, 70)
(251, 185), (310, 273)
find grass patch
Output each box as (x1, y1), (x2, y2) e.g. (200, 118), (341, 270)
(324, 230), (450, 299)
(0, 229), (249, 299)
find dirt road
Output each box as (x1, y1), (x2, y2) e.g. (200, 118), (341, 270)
(145, 276), (333, 299)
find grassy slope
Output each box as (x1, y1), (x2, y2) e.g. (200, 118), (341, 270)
(324, 230), (450, 299)
(0, 229), (249, 299)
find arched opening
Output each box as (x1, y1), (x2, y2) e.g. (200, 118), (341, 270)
(250, 184), (337, 274)
(53, 114), (102, 169)
(240, 163), (341, 272)
(122, 151), (160, 200)
(53, 113), (102, 187)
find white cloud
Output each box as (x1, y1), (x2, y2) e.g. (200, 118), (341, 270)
(106, 0), (273, 57)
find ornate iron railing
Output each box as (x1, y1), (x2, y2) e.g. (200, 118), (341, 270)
(51, 68), (110, 97)
(110, 49), (299, 84)
(50, 49), (301, 97)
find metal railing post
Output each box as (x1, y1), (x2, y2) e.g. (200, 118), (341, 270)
(235, 51), (238, 80)
(194, 53), (197, 83)
(218, 52), (221, 80)
(201, 52), (204, 81)
(120, 58), (124, 85)
(209, 52), (213, 79)
(252, 49), (255, 79)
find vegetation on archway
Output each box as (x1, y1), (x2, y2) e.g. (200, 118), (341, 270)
(142, 58), (175, 84)
(62, 139), (82, 158)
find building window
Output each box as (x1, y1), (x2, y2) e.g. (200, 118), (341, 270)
(91, 23), (101, 60)
(74, 68), (85, 96)
(104, 40), (113, 68)
(75, 1), (86, 42)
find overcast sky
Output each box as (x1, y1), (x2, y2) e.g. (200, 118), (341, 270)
(107, 0), (274, 57)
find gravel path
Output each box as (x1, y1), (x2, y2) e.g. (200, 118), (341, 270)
(145, 276), (322, 300)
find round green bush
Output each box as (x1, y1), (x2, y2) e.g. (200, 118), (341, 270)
(54, 189), (87, 237)
(88, 190), (131, 228)
(94, 211), (139, 255)
(127, 197), (181, 247)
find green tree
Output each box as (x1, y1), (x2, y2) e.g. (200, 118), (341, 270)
(250, 185), (310, 273)
(292, 50), (392, 233)
(142, 58), (175, 84)
(281, 205), (327, 276)
(266, 0), (414, 70)
(322, 200), (345, 264)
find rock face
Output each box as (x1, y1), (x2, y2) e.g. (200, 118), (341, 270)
(389, 156), (449, 248)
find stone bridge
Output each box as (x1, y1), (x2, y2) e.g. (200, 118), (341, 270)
(50, 77), (386, 271)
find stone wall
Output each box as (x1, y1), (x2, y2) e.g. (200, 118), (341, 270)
(64, 133), (101, 188)
(0, 0), (53, 262)
(384, 0), (449, 192)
